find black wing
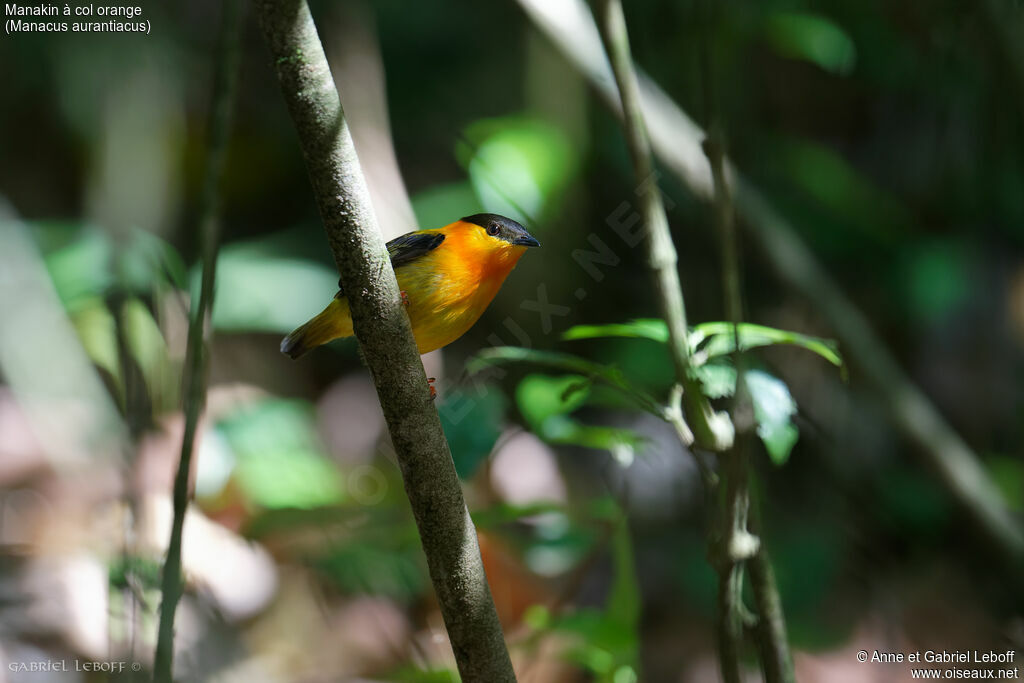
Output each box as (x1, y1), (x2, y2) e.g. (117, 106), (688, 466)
(336, 231), (445, 296)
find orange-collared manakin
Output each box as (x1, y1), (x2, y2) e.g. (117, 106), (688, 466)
(281, 213), (540, 358)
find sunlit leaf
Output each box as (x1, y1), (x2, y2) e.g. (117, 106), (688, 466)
(71, 298), (122, 394)
(562, 319), (668, 343)
(693, 322), (842, 368)
(210, 245), (338, 333)
(563, 319), (842, 370)
(458, 116), (576, 223)
(42, 226), (114, 310)
(763, 12), (856, 76)
(689, 362), (737, 399)
(121, 297), (177, 411)
(514, 374), (642, 457)
(516, 374), (592, 426)
(745, 370), (800, 466)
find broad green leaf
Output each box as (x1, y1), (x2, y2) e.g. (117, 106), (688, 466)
(210, 248), (339, 334)
(745, 370), (800, 466)
(459, 116), (577, 223)
(763, 12), (856, 76)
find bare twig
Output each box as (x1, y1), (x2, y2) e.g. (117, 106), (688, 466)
(154, 0), (243, 680)
(594, 0), (734, 454)
(516, 0), (1024, 569)
(252, 1), (515, 679)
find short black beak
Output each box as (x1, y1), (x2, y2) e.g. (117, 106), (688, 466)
(513, 234), (541, 247)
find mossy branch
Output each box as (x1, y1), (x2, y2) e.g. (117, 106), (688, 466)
(252, 1), (516, 679)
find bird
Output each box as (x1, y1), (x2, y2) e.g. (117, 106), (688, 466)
(281, 213), (540, 360)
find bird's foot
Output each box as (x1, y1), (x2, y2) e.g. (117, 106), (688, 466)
(400, 290), (410, 307)
(427, 377), (437, 400)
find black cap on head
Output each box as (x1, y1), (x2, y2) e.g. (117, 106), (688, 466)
(462, 213), (540, 247)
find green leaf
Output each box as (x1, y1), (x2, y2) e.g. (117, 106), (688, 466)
(689, 363), (737, 399)
(71, 298), (122, 394)
(121, 297), (177, 412)
(515, 374), (642, 458)
(459, 116), (577, 223)
(468, 347), (661, 416)
(210, 245), (338, 334)
(745, 370), (800, 466)
(471, 502), (568, 530)
(562, 319), (842, 370)
(693, 322), (842, 368)
(763, 12), (856, 76)
(42, 226), (114, 310)
(516, 374), (591, 426)
(562, 319), (669, 344)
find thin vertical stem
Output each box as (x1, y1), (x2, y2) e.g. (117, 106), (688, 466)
(154, 1), (243, 680)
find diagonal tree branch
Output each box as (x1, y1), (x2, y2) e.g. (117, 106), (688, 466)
(252, 1), (516, 679)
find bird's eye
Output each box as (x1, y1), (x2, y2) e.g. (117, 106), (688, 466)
(487, 223), (500, 236)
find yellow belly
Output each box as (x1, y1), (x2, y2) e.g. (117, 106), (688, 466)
(297, 268), (497, 355)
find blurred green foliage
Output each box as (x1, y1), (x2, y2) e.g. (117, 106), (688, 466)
(217, 398), (344, 509)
